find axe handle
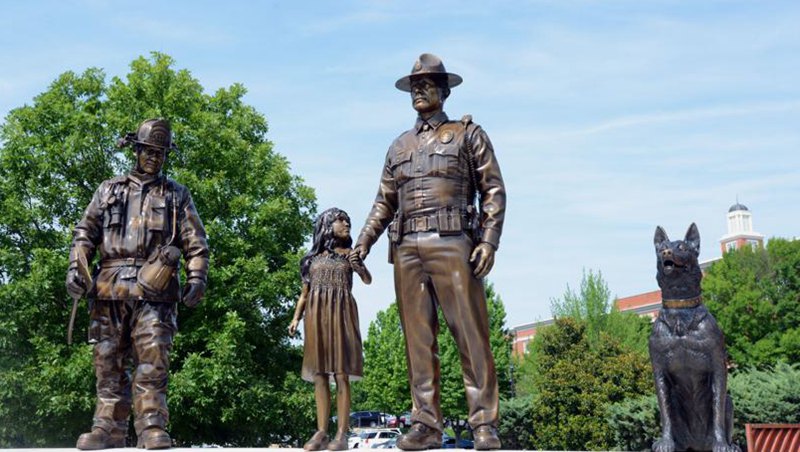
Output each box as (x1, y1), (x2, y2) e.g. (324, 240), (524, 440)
(67, 295), (79, 345)
(68, 252), (93, 345)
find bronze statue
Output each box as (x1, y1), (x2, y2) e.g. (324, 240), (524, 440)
(649, 224), (740, 452)
(66, 119), (209, 450)
(352, 53), (506, 451)
(289, 207), (371, 451)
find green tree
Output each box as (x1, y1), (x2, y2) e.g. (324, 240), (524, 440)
(358, 302), (410, 416)
(497, 396), (535, 450)
(517, 270), (651, 399)
(0, 52), (316, 447)
(550, 269), (651, 355)
(550, 269), (613, 346)
(703, 238), (800, 367)
(528, 318), (652, 450)
(607, 363), (800, 450)
(359, 282), (512, 437)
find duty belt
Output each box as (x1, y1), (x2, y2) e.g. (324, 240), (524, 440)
(402, 212), (470, 235)
(100, 258), (148, 268)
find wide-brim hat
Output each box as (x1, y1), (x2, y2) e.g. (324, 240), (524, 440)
(395, 53), (463, 92)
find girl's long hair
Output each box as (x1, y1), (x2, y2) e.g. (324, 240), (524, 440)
(300, 207), (353, 284)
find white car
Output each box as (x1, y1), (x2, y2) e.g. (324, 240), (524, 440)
(349, 429), (401, 449)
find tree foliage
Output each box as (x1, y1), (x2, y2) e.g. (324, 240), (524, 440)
(512, 270), (652, 450)
(357, 302), (410, 415)
(524, 317), (652, 450)
(497, 396), (535, 450)
(358, 282), (512, 432)
(702, 238), (800, 367)
(550, 269), (651, 355)
(607, 394), (661, 452)
(606, 363), (800, 450)
(517, 270), (651, 400)
(0, 52), (316, 447)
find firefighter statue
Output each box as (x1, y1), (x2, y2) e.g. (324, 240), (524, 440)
(66, 119), (208, 450)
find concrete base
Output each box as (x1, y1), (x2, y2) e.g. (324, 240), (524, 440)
(1, 449), (528, 452)
(1, 449), (548, 452)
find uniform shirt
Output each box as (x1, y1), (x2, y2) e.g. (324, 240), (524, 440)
(69, 173), (209, 302)
(357, 111), (506, 250)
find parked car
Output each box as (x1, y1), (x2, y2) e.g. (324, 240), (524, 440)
(442, 434), (474, 449)
(397, 411), (413, 428)
(349, 429), (401, 449)
(350, 411), (382, 428)
(372, 437), (397, 448)
(382, 412), (399, 428)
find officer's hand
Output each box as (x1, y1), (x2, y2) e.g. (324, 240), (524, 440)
(349, 252), (373, 285)
(351, 244), (369, 262)
(66, 268), (87, 300)
(182, 279), (206, 308)
(469, 243), (496, 279)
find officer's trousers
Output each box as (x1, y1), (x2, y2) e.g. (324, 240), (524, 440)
(89, 299), (176, 436)
(393, 232), (499, 432)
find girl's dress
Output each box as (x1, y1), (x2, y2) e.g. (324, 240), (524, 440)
(302, 252), (363, 382)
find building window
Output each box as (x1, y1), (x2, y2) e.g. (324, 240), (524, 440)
(748, 239), (760, 249)
(725, 241), (737, 252)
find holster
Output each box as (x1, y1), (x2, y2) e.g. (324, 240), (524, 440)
(387, 212), (403, 264)
(465, 205), (481, 243)
(388, 211), (403, 245)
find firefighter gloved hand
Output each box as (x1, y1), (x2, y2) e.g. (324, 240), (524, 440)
(66, 268), (87, 300)
(182, 279), (206, 308)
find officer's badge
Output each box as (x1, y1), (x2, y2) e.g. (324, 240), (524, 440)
(414, 61), (422, 71)
(439, 130), (454, 144)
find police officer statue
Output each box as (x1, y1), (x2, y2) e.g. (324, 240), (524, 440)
(66, 119), (208, 450)
(353, 54), (506, 450)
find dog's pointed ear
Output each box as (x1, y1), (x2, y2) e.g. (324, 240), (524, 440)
(685, 223), (700, 252)
(654, 226), (669, 249)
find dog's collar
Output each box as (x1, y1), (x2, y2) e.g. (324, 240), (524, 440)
(662, 295), (703, 309)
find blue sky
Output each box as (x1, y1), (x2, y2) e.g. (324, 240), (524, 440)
(2, 1), (799, 337)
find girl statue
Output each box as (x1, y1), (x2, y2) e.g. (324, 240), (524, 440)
(289, 207), (371, 450)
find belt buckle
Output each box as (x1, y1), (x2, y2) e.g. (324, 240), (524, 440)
(414, 216), (428, 231)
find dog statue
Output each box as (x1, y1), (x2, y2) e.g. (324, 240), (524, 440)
(649, 223), (740, 452)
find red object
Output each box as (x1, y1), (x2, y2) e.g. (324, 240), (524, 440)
(745, 423), (800, 452)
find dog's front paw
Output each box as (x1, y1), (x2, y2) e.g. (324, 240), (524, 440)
(653, 437), (675, 452)
(712, 440), (740, 452)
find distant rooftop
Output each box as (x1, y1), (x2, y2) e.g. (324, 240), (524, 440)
(729, 202), (749, 213)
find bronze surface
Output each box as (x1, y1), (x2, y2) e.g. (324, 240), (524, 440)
(67, 119), (209, 447)
(354, 54), (506, 437)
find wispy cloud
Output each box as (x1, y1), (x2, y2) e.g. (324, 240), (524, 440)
(572, 100), (800, 136)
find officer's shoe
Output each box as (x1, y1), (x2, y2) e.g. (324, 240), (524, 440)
(76, 427), (125, 450)
(137, 427), (172, 449)
(473, 425), (502, 450)
(397, 422), (442, 451)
